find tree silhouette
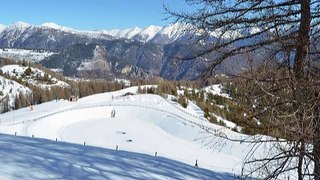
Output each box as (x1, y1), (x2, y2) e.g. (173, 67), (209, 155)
(167, 0), (320, 179)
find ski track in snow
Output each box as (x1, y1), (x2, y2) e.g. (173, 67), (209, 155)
(0, 86), (254, 179)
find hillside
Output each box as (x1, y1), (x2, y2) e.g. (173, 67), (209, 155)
(0, 76), (31, 109)
(0, 86), (258, 179)
(0, 64), (69, 88)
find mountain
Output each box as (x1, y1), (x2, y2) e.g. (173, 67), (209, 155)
(102, 23), (192, 44)
(132, 25), (162, 42)
(0, 22), (114, 50)
(0, 24), (6, 33)
(103, 26), (142, 39)
(0, 22), (253, 80)
(151, 23), (192, 44)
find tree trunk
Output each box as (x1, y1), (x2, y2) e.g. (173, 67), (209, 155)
(314, 101), (320, 180)
(293, 0), (311, 79)
(293, 1), (311, 179)
(298, 140), (305, 180)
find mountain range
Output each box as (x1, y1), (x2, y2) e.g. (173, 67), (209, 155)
(0, 22), (253, 80)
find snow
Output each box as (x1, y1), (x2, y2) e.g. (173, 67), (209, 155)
(0, 24), (6, 33)
(157, 23), (188, 41)
(210, 28), (242, 40)
(204, 84), (230, 98)
(103, 23), (189, 43)
(0, 48), (56, 62)
(121, 27), (142, 39)
(134, 25), (162, 41)
(0, 22), (191, 44)
(114, 78), (131, 87)
(10, 21), (31, 30)
(41, 22), (76, 32)
(49, 68), (63, 74)
(0, 86), (255, 178)
(0, 133), (237, 179)
(0, 76), (31, 108)
(0, 65), (69, 89)
(0, 21), (258, 47)
(41, 22), (112, 40)
(249, 27), (261, 34)
(103, 26), (142, 39)
(213, 113), (239, 130)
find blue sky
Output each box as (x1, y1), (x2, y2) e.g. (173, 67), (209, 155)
(0, 0), (190, 30)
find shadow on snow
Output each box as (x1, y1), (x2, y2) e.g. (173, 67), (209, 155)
(0, 133), (240, 179)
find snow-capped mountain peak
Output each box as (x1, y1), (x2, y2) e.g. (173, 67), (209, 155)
(0, 21), (194, 47)
(124, 26), (142, 39)
(102, 23), (191, 44)
(0, 24), (7, 33)
(148, 22), (192, 44)
(133, 25), (162, 42)
(103, 26), (142, 39)
(41, 22), (76, 33)
(6, 21), (31, 32)
(13, 21), (31, 28)
(158, 23), (189, 38)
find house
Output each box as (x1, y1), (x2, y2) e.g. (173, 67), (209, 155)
(69, 95), (78, 102)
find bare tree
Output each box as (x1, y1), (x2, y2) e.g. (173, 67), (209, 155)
(166, 0), (320, 179)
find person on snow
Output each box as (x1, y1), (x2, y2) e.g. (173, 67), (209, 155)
(111, 109), (116, 118)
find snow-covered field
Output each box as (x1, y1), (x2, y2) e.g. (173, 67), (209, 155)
(0, 133), (237, 179)
(0, 48), (56, 62)
(0, 86), (254, 179)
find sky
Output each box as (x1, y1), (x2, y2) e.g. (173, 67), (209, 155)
(0, 0), (191, 30)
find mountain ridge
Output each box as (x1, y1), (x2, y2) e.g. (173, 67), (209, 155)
(0, 21), (256, 80)
(0, 21), (190, 44)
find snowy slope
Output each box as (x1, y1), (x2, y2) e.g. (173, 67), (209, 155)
(5, 21), (31, 34)
(151, 23), (189, 43)
(132, 25), (162, 42)
(103, 27), (142, 39)
(204, 84), (230, 98)
(0, 22), (193, 45)
(0, 22), (35, 47)
(0, 76), (31, 108)
(0, 48), (56, 62)
(41, 22), (76, 33)
(41, 22), (112, 39)
(104, 23), (189, 44)
(0, 24), (6, 33)
(0, 21), (247, 47)
(1, 64), (69, 88)
(0, 86), (262, 178)
(0, 133), (237, 179)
